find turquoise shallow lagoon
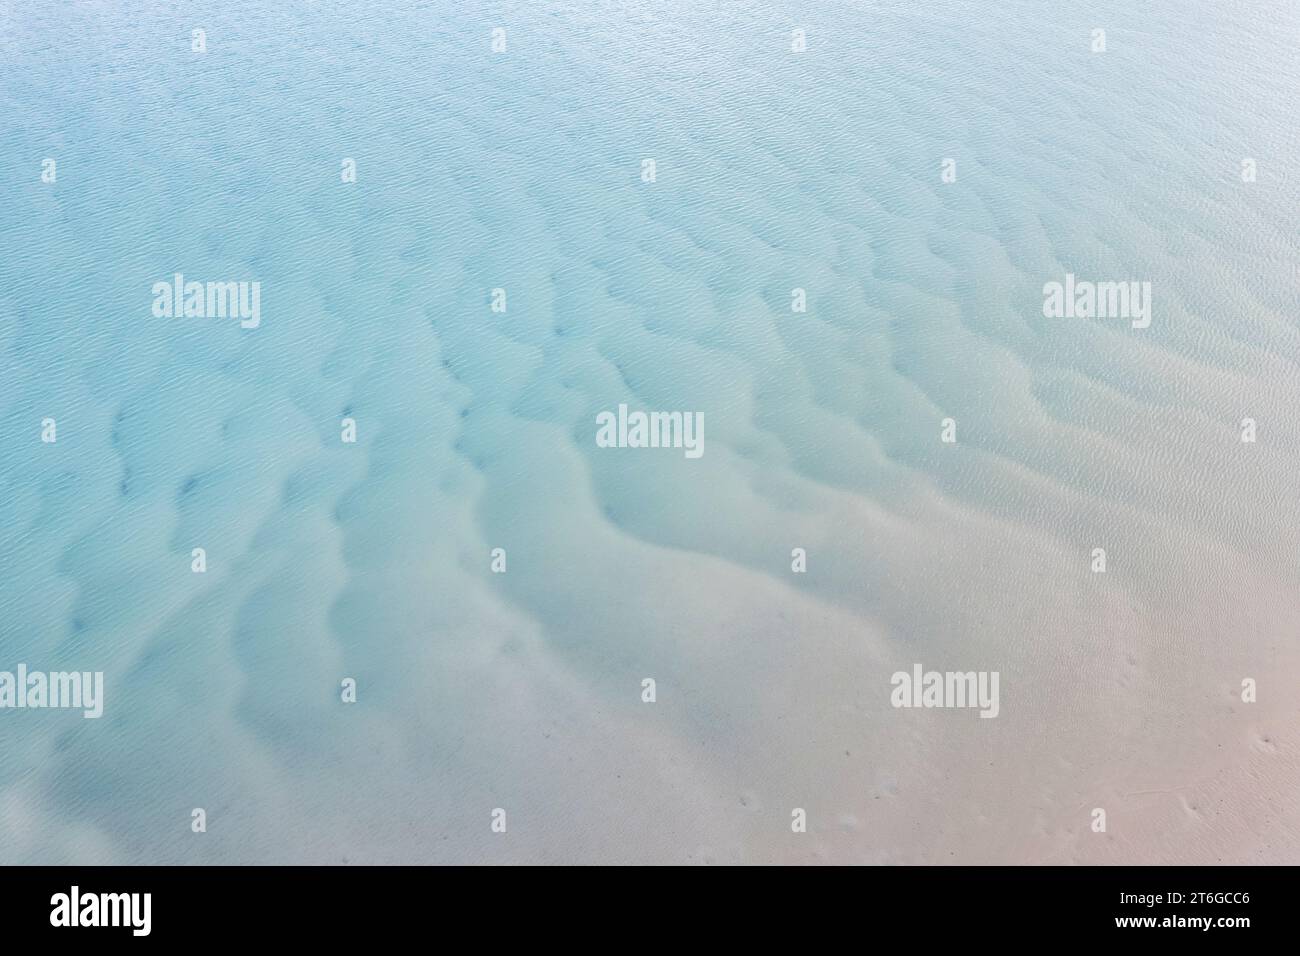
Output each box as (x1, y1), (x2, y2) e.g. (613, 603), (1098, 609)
(1, 0), (1297, 863)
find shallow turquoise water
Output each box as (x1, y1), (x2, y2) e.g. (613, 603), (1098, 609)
(1, 0), (1297, 863)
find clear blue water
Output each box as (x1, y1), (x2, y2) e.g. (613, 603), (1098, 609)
(1, 0), (1297, 863)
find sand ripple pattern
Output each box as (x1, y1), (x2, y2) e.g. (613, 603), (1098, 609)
(0, 0), (1297, 863)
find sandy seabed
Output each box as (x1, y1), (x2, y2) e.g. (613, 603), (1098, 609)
(0, 0), (1297, 864)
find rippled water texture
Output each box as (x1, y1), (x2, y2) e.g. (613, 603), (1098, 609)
(1, 0), (1297, 863)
